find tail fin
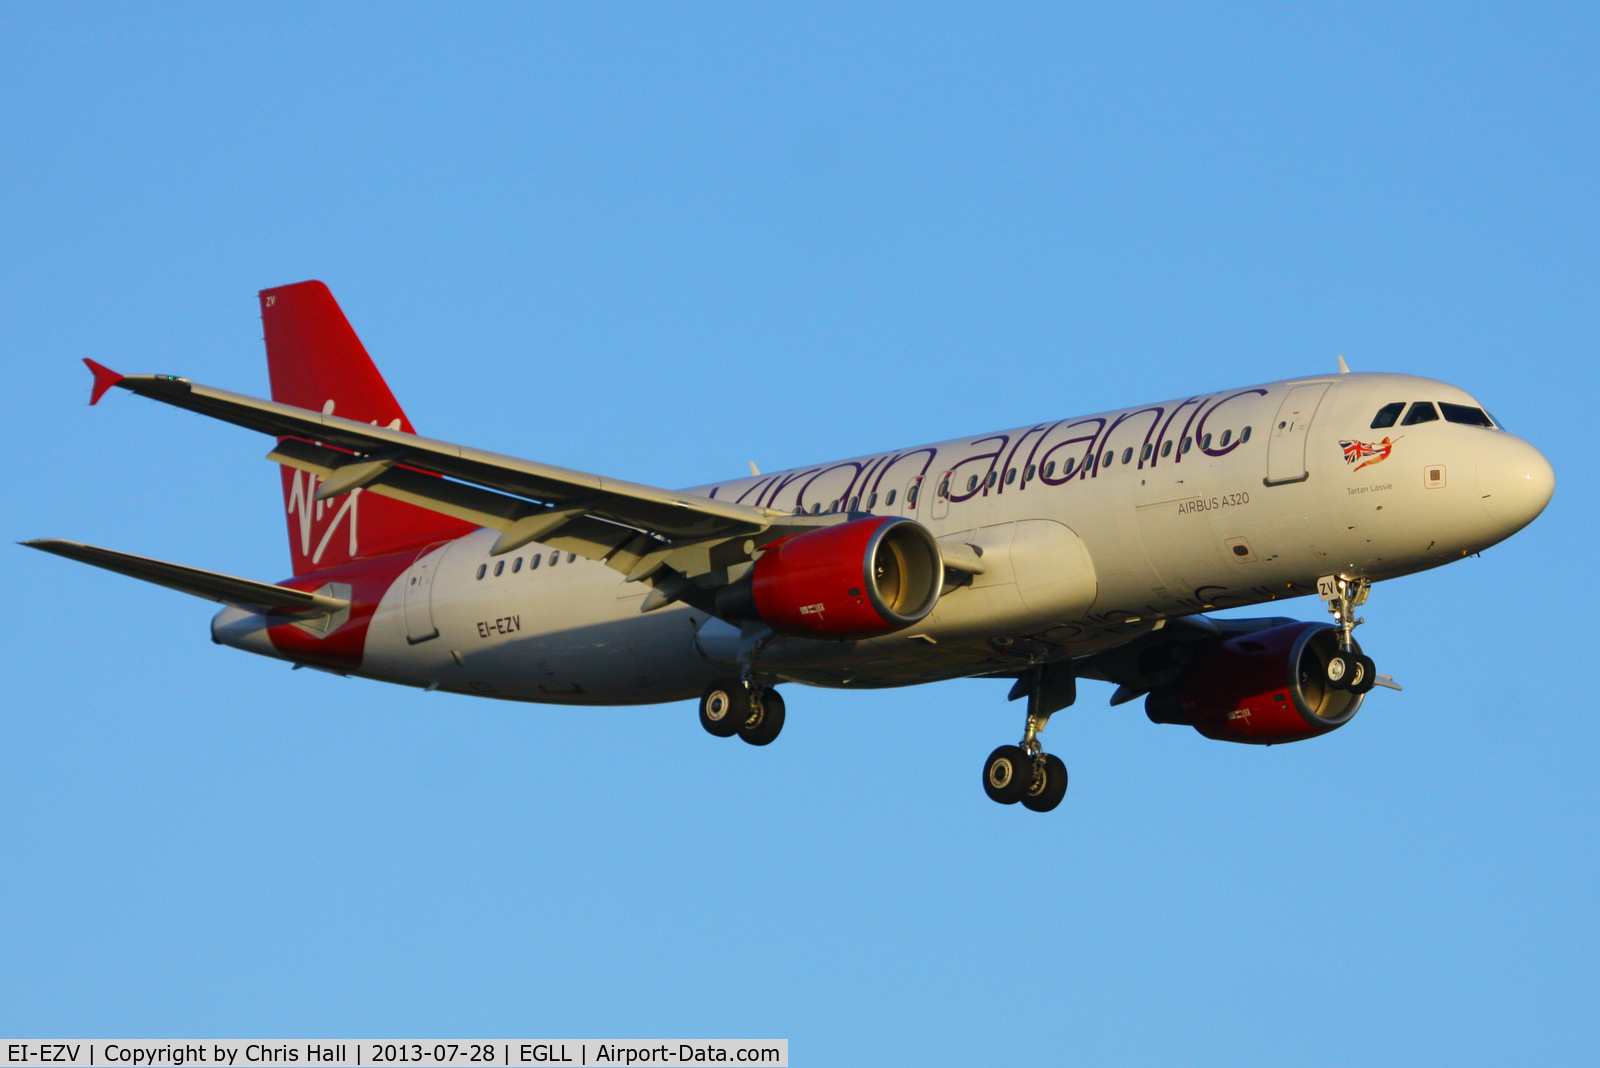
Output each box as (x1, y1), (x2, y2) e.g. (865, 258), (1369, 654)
(261, 281), (475, 575)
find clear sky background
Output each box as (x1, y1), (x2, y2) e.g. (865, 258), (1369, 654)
(2, 4), (1596, 1063)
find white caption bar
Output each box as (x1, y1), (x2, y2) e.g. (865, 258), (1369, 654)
(3, 1044), (786, 1068)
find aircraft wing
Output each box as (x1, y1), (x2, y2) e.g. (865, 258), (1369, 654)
(24, 539), (349, 616)
(86, 362), (788, 575)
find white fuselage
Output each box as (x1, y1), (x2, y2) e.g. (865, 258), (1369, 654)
(213, 371), (1553, 704)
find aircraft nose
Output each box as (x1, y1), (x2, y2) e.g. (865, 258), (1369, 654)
(1476, 433), (1555, 535)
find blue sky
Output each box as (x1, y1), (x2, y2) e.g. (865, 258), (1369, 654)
(2, 3), (1596, 1062)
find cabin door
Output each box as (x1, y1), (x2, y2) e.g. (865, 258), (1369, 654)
(402, 543), (446, 644)
(1264, 384), (1330, 486)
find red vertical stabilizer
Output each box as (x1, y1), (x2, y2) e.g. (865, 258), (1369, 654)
(261, 280), (475, 576)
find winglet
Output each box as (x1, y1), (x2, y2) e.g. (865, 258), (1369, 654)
(83, 359), (124, 405)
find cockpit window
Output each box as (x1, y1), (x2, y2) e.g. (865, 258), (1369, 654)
(1439, 402), (1494, 427)
(1401, 402), (1440, 426)
(1370, 402), (1404, 429)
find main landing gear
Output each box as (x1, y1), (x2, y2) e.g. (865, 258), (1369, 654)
(699, 677), (786, 747)
(984, 670), (1070, 813)
(1319, 575), (1378, 696)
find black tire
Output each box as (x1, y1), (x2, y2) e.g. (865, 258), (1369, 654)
(1021, 753), (1068, 813)
(1348, 655), (1378, 695)
(738, 689), (786, 746)
(699, 678), (749, 738)
(983, 745), (1032, 805)
(1325, 650), (1355, 690)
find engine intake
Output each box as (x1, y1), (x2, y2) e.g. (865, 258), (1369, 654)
(744, 516), (944, 640)
(1145, 621), (1363, 744)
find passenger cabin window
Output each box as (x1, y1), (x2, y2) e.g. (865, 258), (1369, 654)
(1044, 461), (1057, 478)
(1140, 443), (1152, 462)
(848, 495), (859, 511)
(1370, 402), (1405, 429)
(886, 489), (897, 506)
(1062, 457), (1075, 476)
(986, 471), (997, 488)
(568, 553), (577, 563)
(476, 564), (486, 580)
(1161, 440), (1173, 458)
(967, 474), (979, 492)
(1025, 463), (1036, 481)
(1121, 447), (1133, 465)
(530, 554), (541, 569)
(1101, 451), (1113, 470)
(1181, 437), (1192, 454)
(1402, 402), (1440, 425)
(1005, 468), (1016, 485)
(550, 552), (560, 567)
(493, 560), (504, 577)
(906, 484), (919, 507)
(512, 557), (522, 573)
(1200, 433), (1212, 450)
(1440, 402), (1494, 427)
(867, 492), (878, 509)
(1241, 426), (1252, 443)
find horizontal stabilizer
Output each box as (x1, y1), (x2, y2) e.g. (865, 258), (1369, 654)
(23, 539), (348, 616)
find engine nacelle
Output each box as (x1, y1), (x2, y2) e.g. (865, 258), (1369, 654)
(745, 516), (944, 640)
(1145, 621), (1363, 744)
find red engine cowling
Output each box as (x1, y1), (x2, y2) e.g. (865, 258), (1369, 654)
(1145, 621), (1363, 744)
(749, 516), (944, 640)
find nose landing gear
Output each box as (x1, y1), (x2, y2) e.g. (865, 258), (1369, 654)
(1318, 575), (1378, 695)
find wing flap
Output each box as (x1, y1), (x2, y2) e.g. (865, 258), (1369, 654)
(24, 539), (348, 616)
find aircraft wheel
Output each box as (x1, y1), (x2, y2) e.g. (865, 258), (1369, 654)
(1325, 650), (1357, 690)
(699, 678), (749, 738)
(983, 745), (1032, 805)
(738, 689), (786, 746)
(1348, 656), (1379, 696)
(1021, 753), (1068, 813)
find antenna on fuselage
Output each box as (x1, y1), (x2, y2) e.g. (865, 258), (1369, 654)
(1337, 354), (1351, 374)
(749, 461), (761, 477)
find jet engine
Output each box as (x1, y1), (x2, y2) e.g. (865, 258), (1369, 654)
(1144, 621), (1363, 744)
(726, 516), (944, 640)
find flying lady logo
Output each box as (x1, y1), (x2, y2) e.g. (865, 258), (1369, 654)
(1339, 435), (1400, 473)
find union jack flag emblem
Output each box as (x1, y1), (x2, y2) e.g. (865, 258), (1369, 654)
(1339, 436), (1399, 472)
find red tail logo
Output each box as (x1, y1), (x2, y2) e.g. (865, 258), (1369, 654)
(261, 281), (474, 575)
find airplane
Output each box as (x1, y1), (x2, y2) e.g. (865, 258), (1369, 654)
(27, 281), (1554, 812)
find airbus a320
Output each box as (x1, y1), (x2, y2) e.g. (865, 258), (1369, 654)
(29, 281), (1554, 811)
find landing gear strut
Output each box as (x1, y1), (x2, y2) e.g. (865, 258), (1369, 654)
(983, 666), (1070, 812)
(699, 677), (786, 746)
(1319, 575), (1378, 696)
